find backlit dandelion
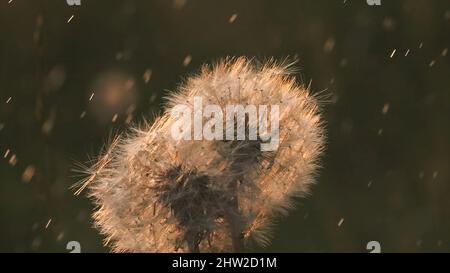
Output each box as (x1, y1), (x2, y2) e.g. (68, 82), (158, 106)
(77, 57), (326, 252)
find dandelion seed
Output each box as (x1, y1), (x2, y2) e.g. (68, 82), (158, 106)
(31, 237), (42, 250)
(442, 48), (448, 57)
(183, 55), (192, 67)
(382, 17), (396, 31)
(173, 0), (187, 10)
(381, 103), (390, 115)
(338, 218), (344, 227)
(56, 232), (64, 241)
(323, 38), (335, 53)
(4, 149), (10, 158)
(6, 97), (12, 104)
(390, 49), (396, 58)
(31, 222), (39, 231)
(416, 240), (422, 247)
(45, 219), (52, 229)
(419, 171), (425, 179)
(433, 171), (438, 179)
(124, 78), (135, 90)
(22, 165), (36, 183)
(42, 118), (55, 135)
(125, 114), (133, 124)
(80, 111), (86, 119)
(115, 52), (123, 60)
(429, 60), (436, 67)
(89, 92), (95, 101)
(111, 114), (118, 123)
(143, 69), (152, 84)
(8, 154), (17, 166)
(67, 15), (74, 23)
(419, 42), (423, 49)
(8, 0), (13, 4)
(340, 58), (348, 67)
(78, 57), (325, 253)
(405, 49), (410, 57)
(367, 181), (373, 188)
(228, 14), (238, 23)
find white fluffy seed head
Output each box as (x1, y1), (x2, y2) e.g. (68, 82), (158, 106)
(78, 57), (326, 252)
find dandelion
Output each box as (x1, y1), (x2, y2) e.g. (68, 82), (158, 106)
(77, 57), (326, 252)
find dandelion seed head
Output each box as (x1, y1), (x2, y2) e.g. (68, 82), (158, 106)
(80, 57), (325, 252)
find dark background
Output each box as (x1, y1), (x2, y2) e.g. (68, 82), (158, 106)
(0, 0), (449, 253)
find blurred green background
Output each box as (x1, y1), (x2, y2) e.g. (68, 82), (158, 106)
(0, 0), (449, 253)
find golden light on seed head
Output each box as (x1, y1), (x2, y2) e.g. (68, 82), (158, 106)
(78, 57), (326, 253)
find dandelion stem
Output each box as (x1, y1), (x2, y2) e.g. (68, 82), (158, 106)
(227, 179), (245, 253)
